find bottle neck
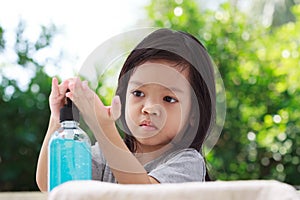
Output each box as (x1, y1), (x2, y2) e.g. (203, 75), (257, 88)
(61, 120), (79, 128)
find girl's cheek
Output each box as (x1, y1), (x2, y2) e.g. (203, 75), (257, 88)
(127, 95), (142, 105)
(125, 97), (139, 115)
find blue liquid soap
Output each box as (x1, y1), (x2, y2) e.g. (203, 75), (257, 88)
(48, 97), (91, 191)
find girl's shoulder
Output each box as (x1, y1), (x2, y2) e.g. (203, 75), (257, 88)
(145, 148), (206, 183)
(165, 148), (204, 162)
(146, 148), (204, 168)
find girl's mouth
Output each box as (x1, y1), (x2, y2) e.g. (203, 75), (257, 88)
(139, 120), (158, 131)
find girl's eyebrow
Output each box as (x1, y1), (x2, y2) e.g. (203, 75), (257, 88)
(128, 80), (184, 94)
(128, 80), (142, 86)
(166, 87), (184, 94)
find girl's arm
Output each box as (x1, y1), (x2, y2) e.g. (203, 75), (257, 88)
(67, 78), (159, 184)
(36, 115), (60, 191)
(36, 78), (69, 191)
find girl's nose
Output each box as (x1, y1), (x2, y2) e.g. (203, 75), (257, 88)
(141, 104), (161, 116)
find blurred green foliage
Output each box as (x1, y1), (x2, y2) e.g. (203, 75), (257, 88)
(0, 0), (300, 191)
(0, 21), (55, 191)
(146, 0), (300, 185)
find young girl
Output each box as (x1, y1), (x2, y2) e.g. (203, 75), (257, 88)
(36, 28), (216, 191)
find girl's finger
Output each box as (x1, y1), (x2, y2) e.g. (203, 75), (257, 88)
(67, 78), (85, 105)
(65, 91), (74, 102)
(59, 80), (69, 96)
(111, 95), (121, 120)
(82, 80), (89, 90)
(68, 78), (82, 93)
(51, 77), (59, 96)
(75, 77), (84, 95)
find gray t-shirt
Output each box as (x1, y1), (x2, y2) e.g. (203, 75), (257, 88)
(91, 143), (206, 183)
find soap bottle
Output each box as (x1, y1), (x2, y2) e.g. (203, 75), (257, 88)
(48, 95), (91, 191)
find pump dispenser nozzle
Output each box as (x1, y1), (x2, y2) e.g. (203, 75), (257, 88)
(60, 89), (80, 122)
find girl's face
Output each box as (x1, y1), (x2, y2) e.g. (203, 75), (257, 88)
(125, 60), (192, 152)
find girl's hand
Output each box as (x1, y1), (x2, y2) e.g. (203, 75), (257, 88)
(66, 77), (121, 129)
(49, 77), (69, 123)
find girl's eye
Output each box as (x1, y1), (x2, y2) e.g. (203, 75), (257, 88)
(132, 90), (145, 97)
(163, 96), (178, 103)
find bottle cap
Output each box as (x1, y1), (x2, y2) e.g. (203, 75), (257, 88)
(60, 90), (80, 122)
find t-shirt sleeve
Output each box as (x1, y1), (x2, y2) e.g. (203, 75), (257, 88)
(148, 149), (206, 183)
(91, 142), (106, 181)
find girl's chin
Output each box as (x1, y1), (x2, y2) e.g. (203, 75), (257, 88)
(135, 138), (172, 151)
(130, 127), (160, 138)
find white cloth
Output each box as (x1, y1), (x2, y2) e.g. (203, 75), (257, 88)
(49, 180), (299, 200)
